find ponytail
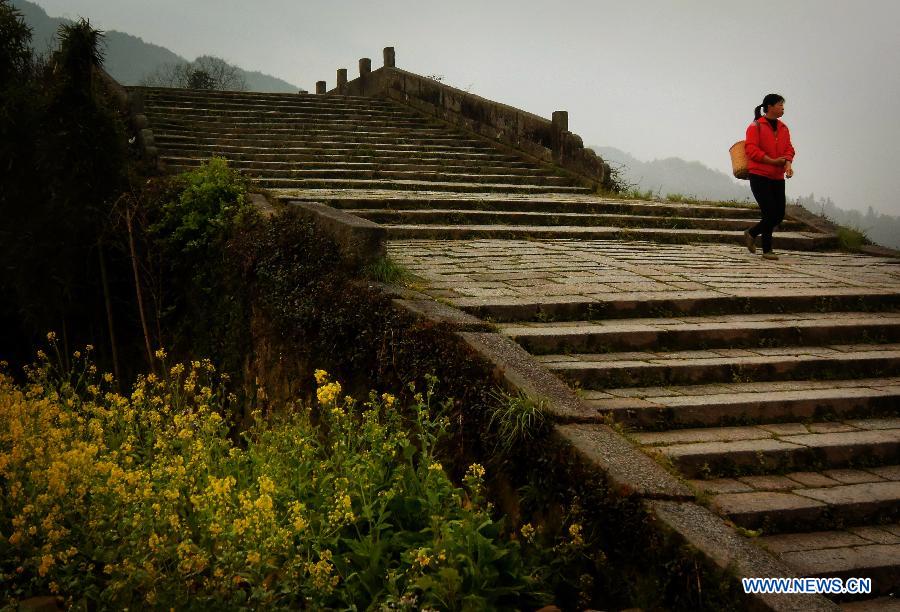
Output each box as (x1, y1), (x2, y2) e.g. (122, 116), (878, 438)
(754, 93), (784, 120)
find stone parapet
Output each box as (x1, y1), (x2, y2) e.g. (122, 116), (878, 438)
(330, 51), (613, 191)
(288, 201), (386, 269)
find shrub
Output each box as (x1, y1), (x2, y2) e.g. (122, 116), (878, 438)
(0, 347), (552, 610)
(836, 225), (869, 251)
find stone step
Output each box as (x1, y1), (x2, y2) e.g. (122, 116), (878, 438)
(135, 87), (391, 104)
(540, 343), (900, 389)
(137, 90), (400, 110)
(153, 144), (520, 163)
(582, 378), (900, 430)
(638, 419), (900, 478)
(142, 98), (409, 114)
(353, 208), (806, 231)
(159, 155), (546, 175)
(154, 137), (503, 156)
(503, 312), (900, 355)
(758, 528), (900, 599)
(144, 107), (422, 122)
(163, 164), (571, 187)
(145, 113), (435, 129)
(254, 178), (591, 194)
(383, 224), (833, 249)
(152, 124), (485, 142)
(320, 191), (759, 220)
(457, 290), (900, 323)
(145, 113), (438, 127)
(841, 598), (900, 611)
(153, 131), (494, 148)
(708, 478), (900, 533)
(315, 192), (762, 219)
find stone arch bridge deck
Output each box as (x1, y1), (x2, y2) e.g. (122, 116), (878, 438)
(130, 80), (900, 610)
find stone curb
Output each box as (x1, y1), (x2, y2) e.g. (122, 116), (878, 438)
(648, 500), (839, 611)
(288, 201), (386, 269)
(554, 423), (693, 500)
(456, 331), (596, 423)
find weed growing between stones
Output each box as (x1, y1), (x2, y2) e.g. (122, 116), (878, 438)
(365, 256), (413, 285)
(486, 389), (549, 456)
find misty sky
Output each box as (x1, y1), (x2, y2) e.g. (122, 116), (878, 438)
(32, 0), (900, 218)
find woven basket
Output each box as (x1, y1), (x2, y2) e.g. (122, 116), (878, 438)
(730, 140), (749, 180)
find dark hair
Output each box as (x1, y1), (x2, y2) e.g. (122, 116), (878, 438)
(754, 93), (784, 120)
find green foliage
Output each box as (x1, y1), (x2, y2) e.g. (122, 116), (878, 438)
(0, 13), (130, 372)
(152, 158), (252, 257)
(54, 17), (104, 97)
(836, 225), (869, 251)
(487, 389), (549, 455)
(366, 256), (413, 285)
(0, 0), (31, 88)
(142, 158), (259, 375)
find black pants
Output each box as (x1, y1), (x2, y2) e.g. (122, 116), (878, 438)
(748, 174), (786, 253)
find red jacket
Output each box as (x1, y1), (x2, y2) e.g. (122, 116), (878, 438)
(745, 117), (795, 179)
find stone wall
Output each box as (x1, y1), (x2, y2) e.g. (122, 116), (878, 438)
(326, 48), (613, 191)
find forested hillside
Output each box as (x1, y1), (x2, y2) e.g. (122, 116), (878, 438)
(11, 0), (299, 92)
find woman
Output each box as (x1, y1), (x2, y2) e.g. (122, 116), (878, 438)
(743, 93), (795, 260)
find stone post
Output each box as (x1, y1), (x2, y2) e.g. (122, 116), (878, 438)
(552, 110), (568, 133)
(551, 110), (569, 161)
(383, 47), (396, 68)
(359, 58), (372, 77)
(336, 68), (348, 92)
(316, 80), (326, 94)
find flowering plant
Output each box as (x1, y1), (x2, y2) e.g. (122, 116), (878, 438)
(0, 349), (543, 610)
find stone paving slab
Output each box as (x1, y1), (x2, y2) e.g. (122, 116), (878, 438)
(758, 530), (872, 554)
(841, 597), (900, 611)
(780, 544), (900, 592)
(650, 428), (900, 477)
(544, 345), (900, 389)
(714, 482), (900, 531)
(691, 466), (900, 495)
(388, 240), (900, 308)
(501, 312), (900, 354)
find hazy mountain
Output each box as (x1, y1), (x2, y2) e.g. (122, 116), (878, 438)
(593, 145), (753, 202)
(11, 0), (299, 92)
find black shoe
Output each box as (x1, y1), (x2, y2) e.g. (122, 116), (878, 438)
(743, 230), (756, 254)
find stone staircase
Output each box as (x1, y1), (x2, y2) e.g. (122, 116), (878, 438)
(133, 85), (900, 609)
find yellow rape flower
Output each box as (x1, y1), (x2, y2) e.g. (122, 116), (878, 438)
(316, 381), (342, 406)
(314, 369), (328, 385)
(258, 475), (275, 495)
(568, 523), (584, 547)
(467, 463), (486, 479)
(38, 554), (55, 576)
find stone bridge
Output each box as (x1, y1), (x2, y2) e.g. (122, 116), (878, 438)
(118, 48), (900, 611)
